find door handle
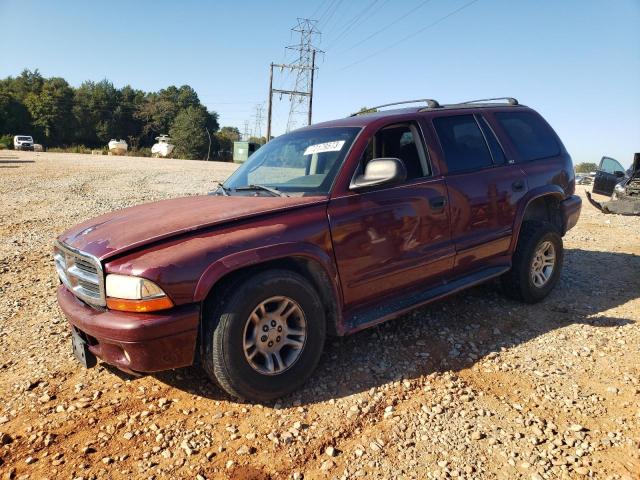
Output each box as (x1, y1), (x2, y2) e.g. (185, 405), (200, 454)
(512, 180), (525, 192)
(429, 196), (447, 210)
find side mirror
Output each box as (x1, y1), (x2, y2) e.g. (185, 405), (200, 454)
(350, 158), (407, 190)
(614, 170), (626, 178)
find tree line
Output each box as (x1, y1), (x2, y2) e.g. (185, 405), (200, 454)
(0, 69), (253, 160)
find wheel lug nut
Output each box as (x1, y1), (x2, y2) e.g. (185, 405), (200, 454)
(270, 320), (276, 327)
(262, 325), (269, 332)
(268, 341), (273, 347)
(261, 335), (268, 342)
(277, 326), (282, 332)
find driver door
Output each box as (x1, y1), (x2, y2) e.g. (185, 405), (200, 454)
(593, 156), (626, 195)
(327, 122), (454, 313)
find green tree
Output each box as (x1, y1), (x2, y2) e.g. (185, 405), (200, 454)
(575, 162), (598, 173)
(0, 86), (31, 135)
(23, 77), (74, 145)
(248, 136), (267, 145)
(0, 70), (219, 152)
(218, 126), (241, 142)
(73, 80), (121, 146)
(169, 106), (210, 159)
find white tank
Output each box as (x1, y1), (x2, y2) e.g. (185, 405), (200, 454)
(151, 135), (175, 158)
(108, 139), (128, 155)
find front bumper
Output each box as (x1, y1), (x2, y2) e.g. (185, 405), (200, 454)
(560, 194), (582, 234)
(57, 285), (199, 373)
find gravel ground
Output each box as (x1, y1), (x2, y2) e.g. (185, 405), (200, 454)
(0, 151), (638, 480)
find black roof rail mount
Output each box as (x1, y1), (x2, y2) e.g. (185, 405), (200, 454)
(350, 98), (440, 116)
(460, 97), (519, 105)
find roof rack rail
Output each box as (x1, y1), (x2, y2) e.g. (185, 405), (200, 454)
(459, 97), (519, 105)
(350, 98), (440, 116)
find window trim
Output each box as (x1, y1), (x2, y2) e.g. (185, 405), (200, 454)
(475, 114), (508, 166)
(432, 113), (496, 176)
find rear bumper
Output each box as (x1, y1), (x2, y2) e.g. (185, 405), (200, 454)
(560, 194), (582, 234)
(57, 285), (199, 373)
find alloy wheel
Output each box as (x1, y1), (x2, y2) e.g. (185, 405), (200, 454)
(530, 240), (556, 288)
(242, 296), (307, 375)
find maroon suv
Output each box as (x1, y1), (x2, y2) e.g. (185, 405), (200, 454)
(55, 97), (581, 401)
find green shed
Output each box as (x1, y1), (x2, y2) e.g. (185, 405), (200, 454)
(233, 141), (260, 163)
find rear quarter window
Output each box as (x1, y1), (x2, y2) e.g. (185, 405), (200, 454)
(495, 111), (560, 161)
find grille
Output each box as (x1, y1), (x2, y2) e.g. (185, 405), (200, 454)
(54, 241), (105, 307)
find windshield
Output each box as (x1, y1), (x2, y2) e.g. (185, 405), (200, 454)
(224, 127), (361, 196)
(18, 136), (32, 141)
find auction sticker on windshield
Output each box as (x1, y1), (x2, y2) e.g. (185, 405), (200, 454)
(304, 140), (345, 156)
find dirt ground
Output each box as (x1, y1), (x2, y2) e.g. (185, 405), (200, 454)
(0, 151), (638, 480)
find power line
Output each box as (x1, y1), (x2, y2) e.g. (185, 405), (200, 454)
(337, 0), (435, 54)
(310, 0), (332, 20)
(318, 0), (345, 31)
(324, 0), (380, 50)
(316, 0), (339, 26)
(336, 0), (481, 71)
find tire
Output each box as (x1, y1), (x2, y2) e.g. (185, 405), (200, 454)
(501, 221), (563, 303)
(201, 269), (326, 402)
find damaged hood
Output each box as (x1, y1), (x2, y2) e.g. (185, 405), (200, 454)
(58, 195), (325, 261)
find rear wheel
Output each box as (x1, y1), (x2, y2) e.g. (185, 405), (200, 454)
(501, 221), (563, 303)
(201, 269), (326, 402)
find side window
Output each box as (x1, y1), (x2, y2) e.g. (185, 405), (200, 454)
(361, 123), (429, 180)
(433, 115), (493, 173)
(599, 157), (624, 174)
(476, 115), (507, 165)
(494, 111), (560, 161)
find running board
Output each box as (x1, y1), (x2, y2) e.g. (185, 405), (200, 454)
(345, 265), (510, 333)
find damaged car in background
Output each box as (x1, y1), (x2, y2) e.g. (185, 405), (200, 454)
(587, 153), (640, 215)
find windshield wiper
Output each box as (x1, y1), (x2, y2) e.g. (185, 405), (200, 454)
(234, 184), (289, 197)
(210, 182), (229, 196)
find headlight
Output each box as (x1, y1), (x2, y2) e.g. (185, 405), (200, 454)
(614, 183), (625, 194)
(105, 274), (174, 312)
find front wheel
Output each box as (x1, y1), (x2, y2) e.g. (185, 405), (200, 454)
(201, 269), (326, 402)
(501, 221), (563, 303)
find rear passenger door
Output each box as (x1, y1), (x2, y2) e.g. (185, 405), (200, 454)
(430, 113), (527, 274)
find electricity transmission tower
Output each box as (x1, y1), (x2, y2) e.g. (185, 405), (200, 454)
(266, 18), (323, 140)
(252, 104), (264, 139)
(242, 121), (250, 141)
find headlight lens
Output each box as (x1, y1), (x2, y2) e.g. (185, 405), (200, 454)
(105, 274), (173, 312)
(614, 183), (625, 194)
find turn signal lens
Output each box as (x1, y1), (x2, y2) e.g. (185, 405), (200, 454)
(105, 274), (174, 312)
(106, 296), (174, 313)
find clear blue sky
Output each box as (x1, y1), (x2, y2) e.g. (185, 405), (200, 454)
(1, 0), (638, 166)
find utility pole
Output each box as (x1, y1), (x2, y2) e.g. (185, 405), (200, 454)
(266, 18), (323, 140)
(308, 49), (316, 127)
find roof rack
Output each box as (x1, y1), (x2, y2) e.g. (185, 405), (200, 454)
(350, 98), (440, 116)
(459, 97), (519, 105)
